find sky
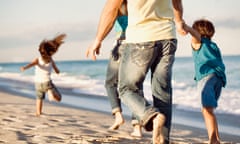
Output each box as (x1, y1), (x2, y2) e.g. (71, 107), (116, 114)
(0, 0), (239, 63)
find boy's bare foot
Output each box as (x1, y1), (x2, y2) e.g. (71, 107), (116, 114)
(152, 113), (166, 144)
(108, 112), (124, 130)
(130, 124), (142, 138)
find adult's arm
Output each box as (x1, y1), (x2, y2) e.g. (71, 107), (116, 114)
(86, 0), (123, 60)
(172, 0), (187, 36)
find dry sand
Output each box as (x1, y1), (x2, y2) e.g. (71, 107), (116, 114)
(0, 91), (239, 144)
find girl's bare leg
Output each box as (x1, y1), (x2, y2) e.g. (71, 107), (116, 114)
(36, 99), (43, 116)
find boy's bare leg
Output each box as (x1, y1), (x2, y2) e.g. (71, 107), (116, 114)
(152, 113), (166, 144)
(202, 107), (220, 144)
(109, 111), (124, 130)
(36, 99), (43, 116)
(130, 124), (142, 138)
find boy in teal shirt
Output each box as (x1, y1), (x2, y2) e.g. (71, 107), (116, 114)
(184, 19), (226, 144)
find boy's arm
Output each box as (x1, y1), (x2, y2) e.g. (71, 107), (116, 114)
(51, 58), (60, 74)
(184, 24), (201, 50)
(20, 58), (38, 71)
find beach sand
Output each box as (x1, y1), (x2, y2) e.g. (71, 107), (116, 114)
(0, 90), (239, 144)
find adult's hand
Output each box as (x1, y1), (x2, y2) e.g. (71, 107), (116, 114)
(86, 39), (101, 61)
(176, 21), (188, 36)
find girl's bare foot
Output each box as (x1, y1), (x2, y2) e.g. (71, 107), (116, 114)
(152, 113), (166, 144)
(130, 124), (142, 138)
(109, 112), (124, 130)
(209, 139), (220, 144)
(35, 112), (41, 117)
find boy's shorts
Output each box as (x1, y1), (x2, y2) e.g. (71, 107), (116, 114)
(35, 81), (61, 100)
(197, 74), (223, 108)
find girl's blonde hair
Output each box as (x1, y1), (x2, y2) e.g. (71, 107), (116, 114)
(39, 33), (66, 56)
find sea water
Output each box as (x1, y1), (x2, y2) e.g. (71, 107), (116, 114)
(0, 55), (240, 136)
(0, 55), (239, 115)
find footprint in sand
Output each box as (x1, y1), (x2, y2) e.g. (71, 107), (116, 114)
(47, 117), (64, 123)
(2, 116), (23, 124)
(22, 124), (37, 130)
(35, 123), (49, 129)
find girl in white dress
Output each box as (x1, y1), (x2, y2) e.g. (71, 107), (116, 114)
(20, 34), (66, 116)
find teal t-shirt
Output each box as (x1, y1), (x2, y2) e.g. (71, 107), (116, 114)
(192, 38), (226, 87)
(113, 15), (128, 39)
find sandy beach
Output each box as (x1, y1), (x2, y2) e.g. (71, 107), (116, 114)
(0, 86), (239, 144)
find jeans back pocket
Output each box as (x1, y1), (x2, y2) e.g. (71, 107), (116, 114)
(130, 42), (155, 67)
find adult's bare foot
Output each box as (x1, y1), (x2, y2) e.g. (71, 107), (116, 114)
(108, 112), (124, 130)
(152, 113), (166, 144)
(130, 124), (142, 138)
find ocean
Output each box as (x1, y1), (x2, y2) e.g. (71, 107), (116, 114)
(0, 55), (240, 136)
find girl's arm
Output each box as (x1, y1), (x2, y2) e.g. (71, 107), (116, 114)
(20, 58), (38, 71)
(51, 58), (60, 74)
(184, 24), (201, 50)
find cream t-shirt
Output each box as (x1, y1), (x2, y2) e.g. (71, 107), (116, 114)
(126, 0), (176, 43)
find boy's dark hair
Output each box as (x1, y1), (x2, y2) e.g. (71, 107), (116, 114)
(192, 19), (215, 39)
(39, 33), (66, 56)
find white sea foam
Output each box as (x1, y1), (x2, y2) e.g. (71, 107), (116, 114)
(1, 72), (239, 115)
(1, 56), (239, 116)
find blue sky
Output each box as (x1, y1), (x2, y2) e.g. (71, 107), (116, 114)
(0, 0), (239, 62)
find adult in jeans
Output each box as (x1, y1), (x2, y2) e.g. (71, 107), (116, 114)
(86, 0), (187, 143)
(105, 0), (142, 137)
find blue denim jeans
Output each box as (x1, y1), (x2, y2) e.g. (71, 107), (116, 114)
(105, 40), (125, 114)
(105, 40), (140, 125)
(119, 39), (177, 141)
